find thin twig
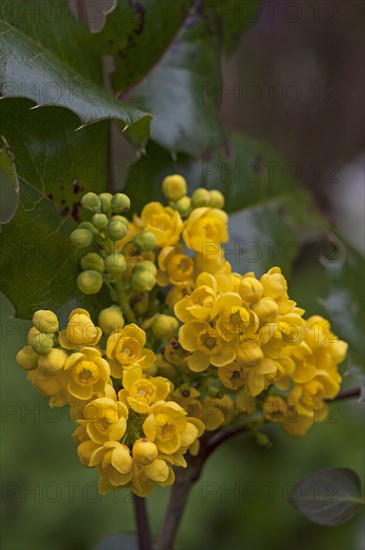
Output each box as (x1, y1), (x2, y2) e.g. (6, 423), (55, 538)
(327, 387), (362, 402)
(134, 495), (152, 550)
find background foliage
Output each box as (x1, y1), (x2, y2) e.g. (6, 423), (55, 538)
(1, 0), (364, 548)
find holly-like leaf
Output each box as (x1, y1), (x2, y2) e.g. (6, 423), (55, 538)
(96, 0), (193, 94)
(0, 136), (19, 225)
(289, 467), (365, 526)
(124, 133), (325, 274)
(0, 100), (110, 321)
(0, 0), (151, 144)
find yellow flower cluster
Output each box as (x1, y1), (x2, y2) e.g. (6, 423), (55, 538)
(16, 308), (203, 496)
(16, 175), (349, 500)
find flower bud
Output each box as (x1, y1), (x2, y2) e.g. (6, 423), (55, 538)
(132, 231), (156, 251)
(77, 270), (103, 294)
(239, 277), (263, 303)
(78, 221), (99, 237)
(144, 459), (169, 482)
(16, 346), (39, 370)
(191, 187), (210, 208)
(38, 348), (68, 375)
(70, 228), (93, 248)
(134, 260), (157, 277)
(209, 190), (225, 209)
(107, 220), (128, 241)
(98, 306), (125, 334)
(80, 252), (105, 273)
(162, 174), (187, 201)
(32, 310), (59, 334)
(92, 212), (108, 230)
(236, 342), (263, 367)
(99, 192), (113, 214)
(81, 192), (101, 213)
(31, 333), (54, 355)
(254, 432), (272, 448)
(105, 253), (127, 275)
(151, 314), (179, 339)
(131, 268), (156, 293)
(111, 215), (128, 225)
(252, 297), (279, 322)
(260, 269), (287, 299)
(174, 196), (191, 215)
(132, 438), (158, 465)
(111, 193), (131, 213)
(28, 326), (40, 345)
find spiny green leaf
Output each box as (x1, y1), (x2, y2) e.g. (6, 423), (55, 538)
(0, 136), (19, 224)
(289, 467), (364, 526)
(0, 0), (151, 144)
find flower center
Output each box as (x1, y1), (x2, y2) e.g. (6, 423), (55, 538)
(73, 360), (99, 386)
(115, 337), (141, 364)
(197, 328), (222, 354)
(155, 413), (176, 441)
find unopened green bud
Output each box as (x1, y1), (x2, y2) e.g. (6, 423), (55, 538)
(92, 213), (108, 230)
(174, 196), (191, 215)
(105, 253), (127, 275)
(31, 333), (54, 355)
(98, 306), (125, 334)
(111, 215), (128, 225)
(191, 187), (211, 208)
(107, 220), (128, 241)
(77, 270), (103, 294)
(80, 252), (105, 273)
(99, 193), (113, 214)
(131, 269), (156, 293)
(132, 231), (156, 251)
(81, 192), (101, 213)
(32, 310), (59, 334)
(78, 221), (99, 237)
(162, 174), (187, 201)
(70, 228), (93, 248)
(135, 260), (157, 277)
(209, 190), (225, 209)
(111, 193), (130, 213)
(151, 314), (179, 339)
(16, 346), (39, 370)
(28, 326), (40, 345)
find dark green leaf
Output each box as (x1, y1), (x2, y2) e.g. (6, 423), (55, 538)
(203, 0), (262, 53)
(0, 136), (19, 224)
(289, 467), (364, 526)
(97, 0), (192, 93)
(0, 0), (151, 143)
(0, 100), (110, 321)
(0, 99), (107, 217)
(123, 7), (223, 154)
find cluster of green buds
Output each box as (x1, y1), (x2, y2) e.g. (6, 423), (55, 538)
(162, 174), (225, 215)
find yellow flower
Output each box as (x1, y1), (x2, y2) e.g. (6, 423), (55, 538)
(59, 309), (102, 349)
(106, 324), (155, 377)
(143, 401), (199, 455)
(162, 174), (187, 201)
(166, 283), (194, 310)
(178, 321), (236, 372)
(194, 245), (226, 276)
(157, 246), (194, 287)
(216, 304), (250, 342)
(174, 272), (217, 323)
(78, 397), (128, 444)
(135, 202), (183, 247)
(202, 395), (235, 431)
(183, 207), (228, 252)
(37, 348), (68, 375)
(77, 440), (134, 494)
(64, 347), (110, 400)
(27, 368), (68, 407)
(132, 438), (159, 465)
(172, 387), (203, 419)
(260, 267), (288, 299)
(118, 366), (171, 413)
(218, 360), (247, 390)
(263, 395), (314, 437)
